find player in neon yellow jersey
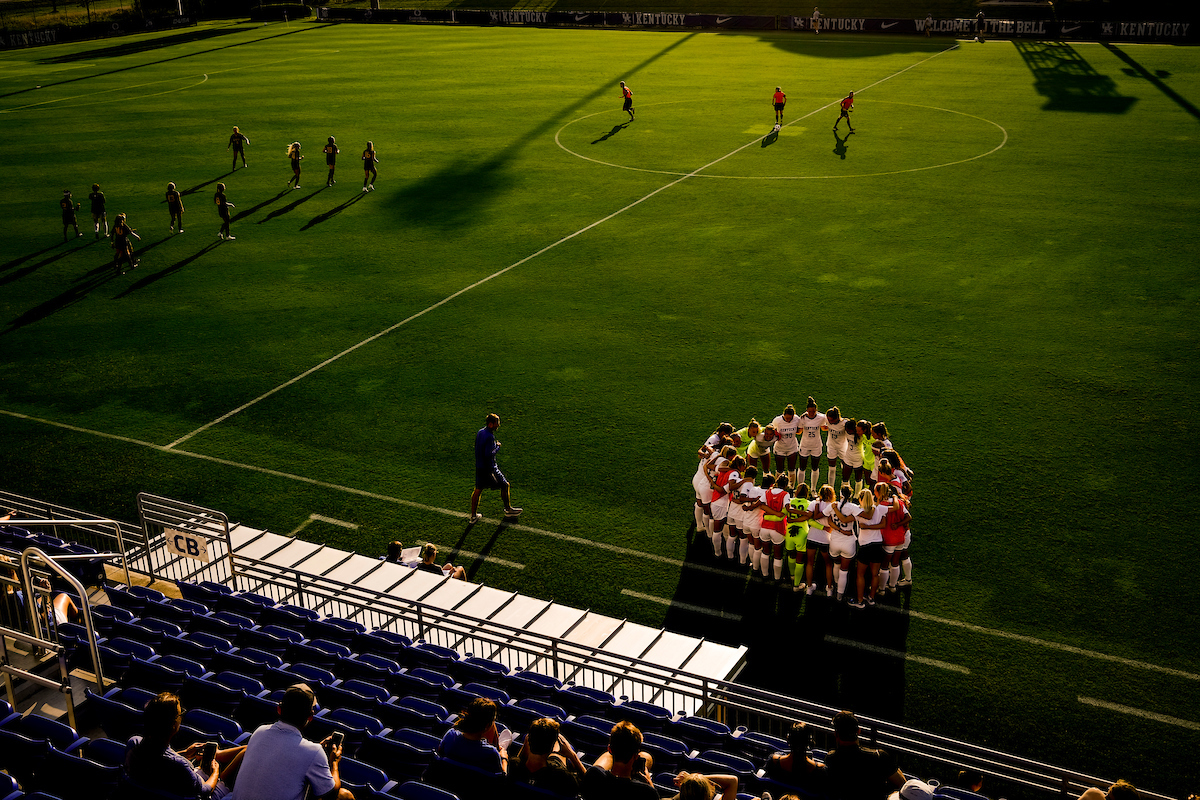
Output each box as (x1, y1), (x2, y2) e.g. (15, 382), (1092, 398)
(857, 420), (876, 489)
(784, 483), (816, 591)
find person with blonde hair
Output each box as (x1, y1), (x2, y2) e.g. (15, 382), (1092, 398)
(797, 397), (827, 492)
(744, 421), (776, 476)
(825, 485), (860, 602)
(1079, 780), (1139, 800)
(418, 543), (466, 580)
(844, 488), (887, 607)
(670, 771), (738, 800)
(286, 142), (303, 189)
(803, 485), (835, 597)
(228, 126), (249, 170)
(362, 141), (378, 192)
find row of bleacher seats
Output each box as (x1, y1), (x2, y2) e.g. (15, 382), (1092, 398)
(0, 526), (108, 588)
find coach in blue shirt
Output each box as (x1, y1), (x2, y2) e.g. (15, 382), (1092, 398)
(469, 413), (522, 523)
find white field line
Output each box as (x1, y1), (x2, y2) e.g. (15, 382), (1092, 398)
(419, 541), (526, 572)
(5, 402), (1199, 683)
(164, 43), (962, 450)
(1078, 697), (1200, 730)
(622, 589), (743, 621)
(825, 635), (970, 674)
(311, 513), (359, 529)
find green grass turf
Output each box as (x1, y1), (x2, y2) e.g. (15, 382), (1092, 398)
(1, 21), (1199, 797)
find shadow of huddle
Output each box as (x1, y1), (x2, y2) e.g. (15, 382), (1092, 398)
(385, 157), (514, 228)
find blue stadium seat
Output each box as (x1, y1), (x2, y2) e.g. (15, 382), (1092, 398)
(265, 663), (336, 691)
(37, 746), (121, 800)
(358, 733), (438, 784)
(258, 624), (305, 644)
(185, 631), (235, 653)
(641, 730), (692, 773)
(319, 682), (380, 716)
(216, 593), (274, 619)
(0, 726), (48, 785)
(82, 737), (127, 768)
(157, 634), (218, 667)
(237, 627), (291, 657)
(213, 670), (269, 696)
(935, 788), (990, 800)
(124, 658), (188, 695)
(340, 678), (392, 705)
(555, 684), (616, 718)
(306, 707), (384, 757)
(258, 603), (318, 630)
(354, 629), (411, 662)
(181, 675), (244, 718)
(86, 687), (146, 743)
(285, 641), (342, 671)
(141, 599), (196, 628)
(386, 781), (461, 800)
(88, 604), (135, 635)
(733, 729), (788, 762)
(235, 693), (281, 734)
(614, 699), (672, 732)
(669, 715), (733, 753)
(505, 670), (562, 700)
(337, 756), (397, 797)
(386, 670), (446, 702)
(447, 656), (510, 686)
(409, 642), (461, 672)
(688, 749), (758, 790)
(443, 683), (509, 716)
(176, 708), (251, 749)
(338, 652), (402, 684)
(500, 697), (568, 735)
(177, 580), (233, 606)
(7, 712), (89, 756)
(559, 715), (615, 755)
(305, 617), (365, 648)
(377, 696), (452, 735)
(0, 698), (20, 729)
(61, 543), (107, 588)
(423, 753), (505, 800)
(140, 617), (186, 640)
(104, 584), (147, 617)
(127, 585), (167, 604)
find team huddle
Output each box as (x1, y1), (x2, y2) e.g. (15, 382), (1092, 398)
(692, 398), (914, 608)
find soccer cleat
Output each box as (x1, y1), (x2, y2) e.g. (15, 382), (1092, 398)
(504, 507), (523, 518)
(793, 584), (803, 592)
(848, 599), (866, 609)
(362, 187), (368, 192)
(178, 229), (184, 233)
(226, 235), (236, 240)
(835, 593), (844, 603)
(218, 232), (225, 240)
(897, 578), (912, 586)
(294, 185), (301, 189)
(867, 597), (876, 606)
(806, 585), (815, 596)
(368, 184), (374, 191)
(469, 513), (480, 524)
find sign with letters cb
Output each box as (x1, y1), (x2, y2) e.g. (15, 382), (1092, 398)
(165, 528), (211, 562)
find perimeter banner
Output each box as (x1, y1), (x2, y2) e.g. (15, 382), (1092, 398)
(0, 15), (193, 50)
(316, 8), (1197, 43)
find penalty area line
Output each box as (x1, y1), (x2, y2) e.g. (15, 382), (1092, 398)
(165, 42), (962, 451)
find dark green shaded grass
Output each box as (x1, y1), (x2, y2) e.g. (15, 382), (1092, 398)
(1, 22), (1199, 797)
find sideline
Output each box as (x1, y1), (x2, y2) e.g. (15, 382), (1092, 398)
(3, 405), (1197, 684)
(164, 42), (963, 450)
(1078, 696), (1200, 730)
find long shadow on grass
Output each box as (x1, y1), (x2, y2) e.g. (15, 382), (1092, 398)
(1013, 40), (1137, 113)
(300, 192), (367, 230)
(387, 33), (699, 229)
(1102, 43), (1200, 122)
(181, 172), (236, 198)
(1, 241), (70, 273)
(0, 25), (322, 100)
(591, 123), (629, 144)
(833, 130), (851, 159)
(232, 189), (290, 222)
(663, 529), (910, 723)
(457, 522), (509, 582)
(41, 26), (243, 64)
(257, 187), (326, 224)
(112, 241), (223, 299)
(3, 266), (120, 334)
(761, 129), (778, 147)
(0, 238), (99, 287)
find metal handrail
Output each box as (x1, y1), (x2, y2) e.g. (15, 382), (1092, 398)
(5, 518), (130, 587)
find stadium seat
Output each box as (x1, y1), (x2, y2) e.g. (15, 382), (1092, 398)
(319, 682), (381, 716)
(306, 707), (384, 757)
(670, 715), (733, 753)
(157, 634), (218, 666)
(0, 777), (20, 800)
(423, 753), (505, 800)
(354, 629), (412, 662)
(124, 658), (188, 695)
(935, 788), (990, 800)
(338, 652), (402, 684)
(386, 669), (447, 702)
(613, 698), (672, 732)
(409, 642), (461, 671)
(258, 623), (305, 644)
(61, 543), (107, 588)
(213, 670), (269, 696)
(443, 682), (509, 716)
(186, 630), (236, 653)
(268, 662), (336, 690)
(235, 693), (281, 733)
(0, 698), (20, 728)
(358, 733), (437, 784)
(127, 584), (167, 604)
(81, 737), (126, 767)
(305, 617), (365, 648)
(733, 729), (787, 762)
(377, 696), (452, 735)
(181, 675), (245, 718)
(386, 781), (461, 800)
(448, 655), (510, 686)
(505, 669), (562, 700)
(285, 640), (342, 671)
(641, 730), (692, 773)
(258, 603), (319, 630)
(141, 598), (196, 628)
(500, 697), (567, 734)
(337, 756), (397, 797)
(85, 687), (147, 742)
(237, 626), (291, 657)
(0, 726), (48, 785)
(340, 678), (393, 705)
(88, 604), (135, 635)
(688, 749), (758, 791)
(176, 708), (251, 749)
(37, 747), (121, 800)
(555, 684), (616, 718)
(560, 715), (615, 755)
(104, 584), (147, 616)
(140, 617), (186, 640)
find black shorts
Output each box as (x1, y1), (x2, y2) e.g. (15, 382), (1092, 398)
(840, 108), (851, 118)
(806, 540), (830, 554)
(857, 542), (885, 563)
(623, 97), (633, 111)
(774, 103), (785, 111)
(475, 466), (508, 491)
(327, 157), (336, 166)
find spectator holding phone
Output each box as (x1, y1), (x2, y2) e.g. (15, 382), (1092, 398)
(231, 683), (352, 800)
(124, 692), (244, 798)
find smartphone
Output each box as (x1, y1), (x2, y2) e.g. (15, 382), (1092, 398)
(631, 754), (646, 775)
(201, 741), (217, 764)
(330, 731), (345, 747)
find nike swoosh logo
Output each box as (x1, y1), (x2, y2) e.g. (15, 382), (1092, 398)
(1061, 24), (1080, 32)
(574, 14), (588, 20)
(717, 16), (732, 23)
(881, 21), (899, 28)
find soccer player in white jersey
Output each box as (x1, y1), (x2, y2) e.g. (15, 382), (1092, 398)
(728, 466), (758, 564)
(841, 419), (865, 492)
(825, 485), (860, 601)
(707, 453), (744, 558)
(770, 405), (802, 486)
(797, 397), (828, 491)
(760, 473), (791, 580)
(693, 424), (733, 533)
(823, 407), (848, 490)
(804, 487), (835, 596)
(846, 488), (887, 607)
(742, 473), (772, 574)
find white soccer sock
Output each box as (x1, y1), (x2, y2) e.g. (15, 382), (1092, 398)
(773, 557), (783, 580)
(833, 563), (841, 583)
(739, 538), (750, 564)
(760, 551), (771, 577)
(889, 565), (900, 588)
(725, 532), (737, 559)
(751, 546), (762, 571)
(827, 466), (838, 488)
(710, 529), (723, 556)
(901, 558), (913, 580)
(694, 504), (704, 531)
(837, 570), (849, 596)
(704, 516), (713, 537)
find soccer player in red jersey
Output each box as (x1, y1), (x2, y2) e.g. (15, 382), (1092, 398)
(620, 81), (635, 122)
(834, 91), (855, 133)
(773, 87), (786, 126)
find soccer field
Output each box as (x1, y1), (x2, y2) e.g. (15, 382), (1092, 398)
(1, 21), (1198, 796)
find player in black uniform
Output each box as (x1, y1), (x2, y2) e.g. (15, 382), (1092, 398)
(89, 183), (108, 239)
(228, 126), (250, 170)
(166, 182), (185, 234)
(60, 190), (82, 241)
(362, 141), (378, 192)
(323, 136), (339, 187)
(111, 213), (140, 274)
(287, 141), (303, 189)
(215, 183), (235, 240)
